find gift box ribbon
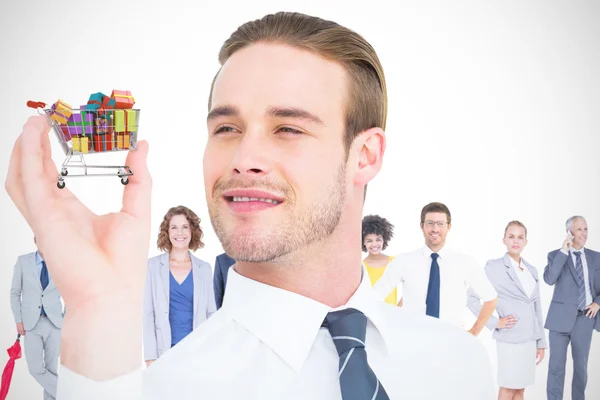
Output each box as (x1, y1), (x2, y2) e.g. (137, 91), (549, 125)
(51, 101), (71, 121)
(88, 95), (114, 116)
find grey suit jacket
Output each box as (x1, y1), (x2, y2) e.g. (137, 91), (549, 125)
(543, 248), (600, 333)
(467, 254), (547, 348)
(143, 252), (216, 361)
(9, 252), (64, 331)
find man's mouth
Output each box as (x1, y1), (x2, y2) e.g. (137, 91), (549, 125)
(230, 196), (280, 205)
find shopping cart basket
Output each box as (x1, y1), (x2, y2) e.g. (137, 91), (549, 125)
(27, 100), (140, 189)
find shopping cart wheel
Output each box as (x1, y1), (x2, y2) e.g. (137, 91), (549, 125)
(57, 181), (65, 189)
(61, 169), (68, 176)
(121, 177), (129, 185)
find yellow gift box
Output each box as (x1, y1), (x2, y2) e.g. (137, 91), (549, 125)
(49, 99), (73, 125)
(114, 110), (137, 133)
(72, 136), (89, 154)
(116, 133), (130, 150)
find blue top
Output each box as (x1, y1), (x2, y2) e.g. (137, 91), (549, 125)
(169, 271), (194, 347)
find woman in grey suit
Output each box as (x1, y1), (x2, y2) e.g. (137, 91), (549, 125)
(144, 206), (216, 367)
(468, 221), (546, 400)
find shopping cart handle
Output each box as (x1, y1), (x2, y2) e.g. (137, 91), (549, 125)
(27, 100), (46, 109)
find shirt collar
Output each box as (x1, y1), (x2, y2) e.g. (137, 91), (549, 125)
(570, 247), (586, 256)
(35, 251), (44, 264)
(222, 267), (394, 372)
(422, 245), (447, 259)
(509, 256), (520, 270)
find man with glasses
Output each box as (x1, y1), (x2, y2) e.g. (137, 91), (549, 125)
(373, 202), (497, 334)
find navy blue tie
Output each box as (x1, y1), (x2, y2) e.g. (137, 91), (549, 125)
(40, 261), (49, 316)
(322, 308), (390, 400)
(426, 253), (440, 318)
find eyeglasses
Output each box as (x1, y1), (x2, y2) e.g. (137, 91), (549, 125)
(423, 221), (448, 228)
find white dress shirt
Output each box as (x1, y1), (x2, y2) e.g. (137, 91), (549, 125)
(57, 268), (495, 400)
(373, 246), (497, 329)
(509, 257), (536, 298)
(561, 247), (593, 306)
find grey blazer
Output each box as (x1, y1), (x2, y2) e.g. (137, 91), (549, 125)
(467, 254), (547, 348)
(143, 252), (216, 361)
(9, 252), (64, 331)
(543, 248), (600, 333)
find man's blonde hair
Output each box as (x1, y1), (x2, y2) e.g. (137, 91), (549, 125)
(209, 11), (387, 154)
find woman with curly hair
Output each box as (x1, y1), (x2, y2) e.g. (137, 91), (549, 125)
(361, 214), (398, 305)
(143, 206), (216, 367)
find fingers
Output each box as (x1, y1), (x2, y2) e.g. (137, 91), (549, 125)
(584, 305), (593, 318)
(536, 350), (545, 365)
(6, 135), (31, 224)
(499, 316), (517, 329)
(20, 116), (55, 226)
(121, 141), (152, 225)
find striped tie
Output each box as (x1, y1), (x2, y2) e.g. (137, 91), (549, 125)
(322, 308), (390, 400)
(573, 251), (587, 310)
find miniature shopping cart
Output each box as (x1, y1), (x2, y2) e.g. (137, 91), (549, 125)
(27, 100), (140, 189)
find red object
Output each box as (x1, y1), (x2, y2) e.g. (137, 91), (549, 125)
(0, 335), (22, 400)
(105, 133), (114, 151)
(93, 133), (103, 152)
(59, 125), (72, 141)
(26, 100), (46, 109)
(110, 90), (135, 109)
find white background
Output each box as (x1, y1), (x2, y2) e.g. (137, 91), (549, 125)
(0, 0), (599, 398)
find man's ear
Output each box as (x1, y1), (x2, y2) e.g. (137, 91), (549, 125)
(353, 127), (385, 187)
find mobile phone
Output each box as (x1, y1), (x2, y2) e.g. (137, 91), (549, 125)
(568, 230), (574, 240)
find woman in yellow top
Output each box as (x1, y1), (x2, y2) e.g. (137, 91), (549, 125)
(361, 215), (398, 305)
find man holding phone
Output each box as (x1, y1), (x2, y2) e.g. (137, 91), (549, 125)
(543, 216), (600, 400)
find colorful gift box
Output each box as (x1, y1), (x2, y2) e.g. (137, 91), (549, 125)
(95, 115), (114, 134)
(116, 133), (130, 149)
(80, 105), (97, 122)
(104, 133), (114, 151)
(113, 109), (137, 133)
(114, 109), (136, 150)
(85, 92), (116, 116)
(59, 125), (72, 141)
(49, 100), (73, 125)
(67, 113), (94, 135)
(93, 133), (103, 152)
(72, 135), (89, 154)
(66, 113), (94, 151)
(111, 90), (135, 109)
(95, 117), (114, 151)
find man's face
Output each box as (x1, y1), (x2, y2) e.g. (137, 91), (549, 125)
(570, 218), (588, 249)
(420, 212), (451, 250)
(204, 43), (351, 262)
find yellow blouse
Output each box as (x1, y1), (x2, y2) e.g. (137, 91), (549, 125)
(363, 256), (396, 305)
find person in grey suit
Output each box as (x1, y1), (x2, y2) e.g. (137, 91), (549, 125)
(143, 206), (216, 368)
(544, 215), (600, 400)
(213, 252), (235, 309)
(467, 221), (546, 400)
(9, 237), (64, 400)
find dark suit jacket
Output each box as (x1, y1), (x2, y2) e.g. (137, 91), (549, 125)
(543, 248), (600, 333)
(213, 253), (236, 309)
